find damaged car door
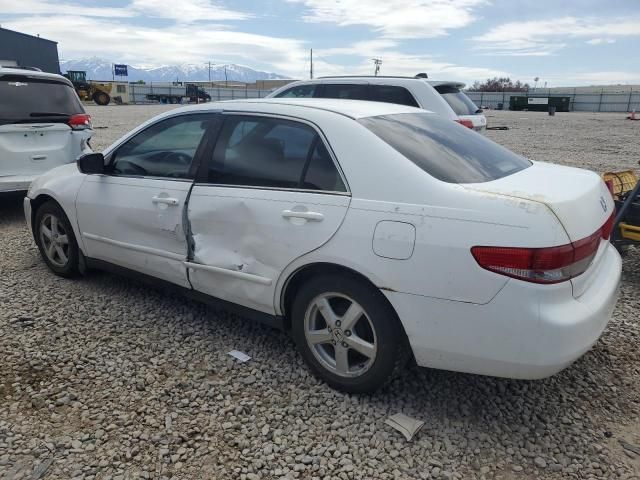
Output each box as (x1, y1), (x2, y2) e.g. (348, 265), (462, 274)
(186, 114), (351, 314)
(75, 113), (216, 287)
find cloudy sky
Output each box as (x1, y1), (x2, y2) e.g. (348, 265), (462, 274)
(2, 0), (639, 85)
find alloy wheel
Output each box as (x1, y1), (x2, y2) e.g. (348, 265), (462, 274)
(304, 292), (377, 378)
(39, 213), (70, 268)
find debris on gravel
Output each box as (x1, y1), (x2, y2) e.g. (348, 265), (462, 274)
(1, 109), (639, 479)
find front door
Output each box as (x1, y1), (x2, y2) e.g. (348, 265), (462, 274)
(75, 113), (216, 287)
(187, 114), (351, 314)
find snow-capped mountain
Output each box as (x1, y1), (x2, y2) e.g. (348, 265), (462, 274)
(59, 57), (289, 83)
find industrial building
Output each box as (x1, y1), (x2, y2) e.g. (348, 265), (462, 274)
(0, 27), (60, 74)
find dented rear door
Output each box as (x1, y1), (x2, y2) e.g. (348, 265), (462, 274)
(186, 113), (350, 314)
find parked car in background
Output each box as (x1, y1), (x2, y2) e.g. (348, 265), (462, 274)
(267, 76), (474, 127)
(25, 99), (620, 393)
(0, 66), (92, 193)
(428, 81), (487, 131)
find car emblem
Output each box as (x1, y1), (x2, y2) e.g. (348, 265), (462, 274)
(333, 329), (344, 342)
(600, 196), (608, 212)
(8, 81), (28, 87)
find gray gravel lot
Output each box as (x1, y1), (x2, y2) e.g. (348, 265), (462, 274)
(1, 107), (639, 480)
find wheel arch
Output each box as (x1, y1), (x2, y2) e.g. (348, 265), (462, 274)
(280, 262), (403, 332)
(30, 194), (60, 237)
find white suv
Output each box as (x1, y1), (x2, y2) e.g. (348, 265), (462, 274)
(268, 76), (472, 127)
(0, 66), (93, 193)
(428, 81), (487, 131)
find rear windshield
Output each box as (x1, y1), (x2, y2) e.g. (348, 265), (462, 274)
(434, 85), (480, 116)
(358, 113), (531, 183)
(0, 77), (84, 125)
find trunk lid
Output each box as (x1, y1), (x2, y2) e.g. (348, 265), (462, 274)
(0, 123), (75, 177)
(464, 161), (614, 297)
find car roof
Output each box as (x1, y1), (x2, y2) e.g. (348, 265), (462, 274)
(0, 67), (73, 87)
(176, 98), (428, 120)
(427, 80), (466, 89)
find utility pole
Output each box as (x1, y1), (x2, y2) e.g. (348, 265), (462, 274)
(224, 65), (228, 87)
(372, 58), (382, 76)
(208, 61), (211, 83)
(310, 49), (314, 79)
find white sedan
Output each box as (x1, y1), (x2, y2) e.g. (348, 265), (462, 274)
(24, 99), (621, 393)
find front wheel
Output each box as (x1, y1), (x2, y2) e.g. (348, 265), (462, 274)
(34, 201), (80, 277)
(291, 274), (408, 393)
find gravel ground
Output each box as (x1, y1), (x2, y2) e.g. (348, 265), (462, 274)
(1, 108), (639, 480)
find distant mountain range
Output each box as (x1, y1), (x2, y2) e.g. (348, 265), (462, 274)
(59, 57), (289, 83)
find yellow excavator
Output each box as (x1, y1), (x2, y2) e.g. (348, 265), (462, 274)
(63, 70), (114, 105)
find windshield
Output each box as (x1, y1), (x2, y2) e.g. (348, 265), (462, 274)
(434, 85), (480, 116)
(0, 77), (84, 125)
(358, 113), (531, 183)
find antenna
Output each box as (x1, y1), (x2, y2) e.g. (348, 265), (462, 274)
(372, 58), (382, 76)
(310, 49), (314, 79)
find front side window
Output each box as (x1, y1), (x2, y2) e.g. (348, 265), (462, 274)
(207, 115), (346, 192)
(111, 114), (213, 178)
(370, 85), (419, 107)
(319, 84), (368, 100)
(275, 84), (317, 98)
(359, 113), (531, 183)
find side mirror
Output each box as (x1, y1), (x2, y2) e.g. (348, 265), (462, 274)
(77, 153), (105, 174)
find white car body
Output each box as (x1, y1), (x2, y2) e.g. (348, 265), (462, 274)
(25, 99), (620, 387)
(0, 67), (93, 193)
(428, 80), (487, 131)
(268, 76), (459, 122)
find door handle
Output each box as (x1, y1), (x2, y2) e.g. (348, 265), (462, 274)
(152, 196), (180, 206)
(282, 210), (324, 221)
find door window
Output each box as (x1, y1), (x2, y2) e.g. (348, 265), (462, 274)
(319, 84), (368, 100)
(370, 85), (419, 107)
(275, 84), (317, 98)
(111, 114), (213, 178)
(207, 115), (346, 192)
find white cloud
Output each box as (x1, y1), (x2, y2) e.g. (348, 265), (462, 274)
(288, 0), (486, 39)
(3, 16), (309, 77)
(473, 17), (639, 56)
(586, 38), (616, 45)
(130, 0), (250, 22)
(0, 0), (130, 17)
(0, 0), (250, 22)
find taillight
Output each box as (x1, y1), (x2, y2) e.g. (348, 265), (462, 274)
(471, 214), (613, 284)
(68, 113), (92, 130)
(601, 211), (615, 240)
(455, 119), (474, 129)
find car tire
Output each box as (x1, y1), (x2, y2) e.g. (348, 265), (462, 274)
(34, 201), (80, 278)
(291, 274), (409, 393)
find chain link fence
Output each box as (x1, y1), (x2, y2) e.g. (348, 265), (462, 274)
(466, 90), (640, 112)
(128, 84), (271, 104)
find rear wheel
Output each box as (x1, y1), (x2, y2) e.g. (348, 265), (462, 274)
(291, 274), (408, 393)
(34, 201), (80, 277)
(93, 91), (110, 106)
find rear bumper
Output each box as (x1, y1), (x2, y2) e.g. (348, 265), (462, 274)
(385, 243), (622, 379)
(0, 175), (37, 193)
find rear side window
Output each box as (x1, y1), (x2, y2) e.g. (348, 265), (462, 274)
(275, 84), (317, 98)
(208, 115), (346, 192)
(434, 86), (480, 116)
(370, 85), (419, 107)
(359, 113), (531, 183)
(0, 77), (84, 125)
(319, 84), (368, 100)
